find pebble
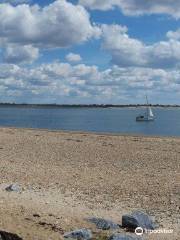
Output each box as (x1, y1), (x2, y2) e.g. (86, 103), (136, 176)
(122, 211), (156, 230)
(87, 217), (119, 230)
(5, 184), (21, 193)
(0, 230), (23, 240)
(64, 229), (92, 240)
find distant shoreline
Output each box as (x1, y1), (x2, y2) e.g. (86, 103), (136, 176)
(0, 103), (180, 108)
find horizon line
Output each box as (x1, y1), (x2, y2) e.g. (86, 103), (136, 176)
(0, 103), (179, 107)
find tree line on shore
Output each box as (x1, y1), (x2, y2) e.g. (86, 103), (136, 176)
(0, 103), (179, 108)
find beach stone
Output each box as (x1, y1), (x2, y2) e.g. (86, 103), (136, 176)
(122, 211), (156, 230)
(0, 230), (23, 240)
(5, 184), (21, 193)
(87, 217), (119, 230)
(109, 234), (142, 240)
(64, 229), (92, 240)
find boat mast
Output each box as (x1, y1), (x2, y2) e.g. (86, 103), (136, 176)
(145, 95), (149, 117)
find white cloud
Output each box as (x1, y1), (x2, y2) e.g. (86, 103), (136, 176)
(79, 0), (180, 18)
(79, 0), (115, 11)
(66, 53), (82, 62)
(3, 45), (39, 64)
(0, 61), (180, 103)
(0, 1), (180, 103)
(0, 0), (100, 49)
(101, 24), (180, 69)
(167, 29), (180, 40)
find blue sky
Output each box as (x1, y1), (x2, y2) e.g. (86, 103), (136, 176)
(0, 0), (180, 104)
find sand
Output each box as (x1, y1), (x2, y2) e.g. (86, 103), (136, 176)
(0, 127), (179, 240)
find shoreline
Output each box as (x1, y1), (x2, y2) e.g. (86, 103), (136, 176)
(0, 103), (180, 108)
(1, 126), (180, 139)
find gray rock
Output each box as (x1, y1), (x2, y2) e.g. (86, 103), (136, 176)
(109, 234), (142, 240)
(5, 184), (21, 193)
(87, 217), (119, 230)
(122, 211), (156, 230)
(64, 229), (92, 240)
(0, 230), (23, 240)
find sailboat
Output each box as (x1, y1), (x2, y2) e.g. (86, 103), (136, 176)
(136, 96), (154, 121)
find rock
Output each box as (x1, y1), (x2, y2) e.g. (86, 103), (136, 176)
(87, 217), (119, 230)
(0, 230), (23, 240)
(109, 234), (142, 240)
(5, 184), (21, 193)
(64, 229), (92, 240)
(122, 211), (156, 230)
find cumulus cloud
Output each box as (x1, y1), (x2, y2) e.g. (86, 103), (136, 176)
(66, 53), (82, 63)
(0, 0), (179, 103)
(0, 0), (100, 49)
(79, 0), (180, 18)
(0, 61), (180, 103)
(167, 29), (180, 40)
(79, 0), (115, 11)
(3, 45), (39, 64)
(101, 24), (180, 69)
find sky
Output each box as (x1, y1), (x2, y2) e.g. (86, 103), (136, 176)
(0, 0), (180, 104)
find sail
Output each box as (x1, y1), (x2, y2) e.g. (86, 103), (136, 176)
(148, 107), (154, 117)
(136, 95), (154, 121)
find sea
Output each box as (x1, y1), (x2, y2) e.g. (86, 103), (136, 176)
(0, 106), (180, 137)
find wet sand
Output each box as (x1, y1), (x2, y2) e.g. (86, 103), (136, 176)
(0, 127), (179, 239)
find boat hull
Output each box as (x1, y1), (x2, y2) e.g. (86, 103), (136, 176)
(136, 116), (154, 122)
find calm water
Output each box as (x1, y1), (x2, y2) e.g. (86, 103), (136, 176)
(0, 106), (180, 136)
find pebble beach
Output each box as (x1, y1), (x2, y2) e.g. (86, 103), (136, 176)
(0, 127), (179, 239)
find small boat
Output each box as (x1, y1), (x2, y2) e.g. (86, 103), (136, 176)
(136, 96), (154, 122)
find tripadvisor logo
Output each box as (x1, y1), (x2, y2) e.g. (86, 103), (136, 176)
(135, 227), (174, 236)
(135, 227), (144, 236)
